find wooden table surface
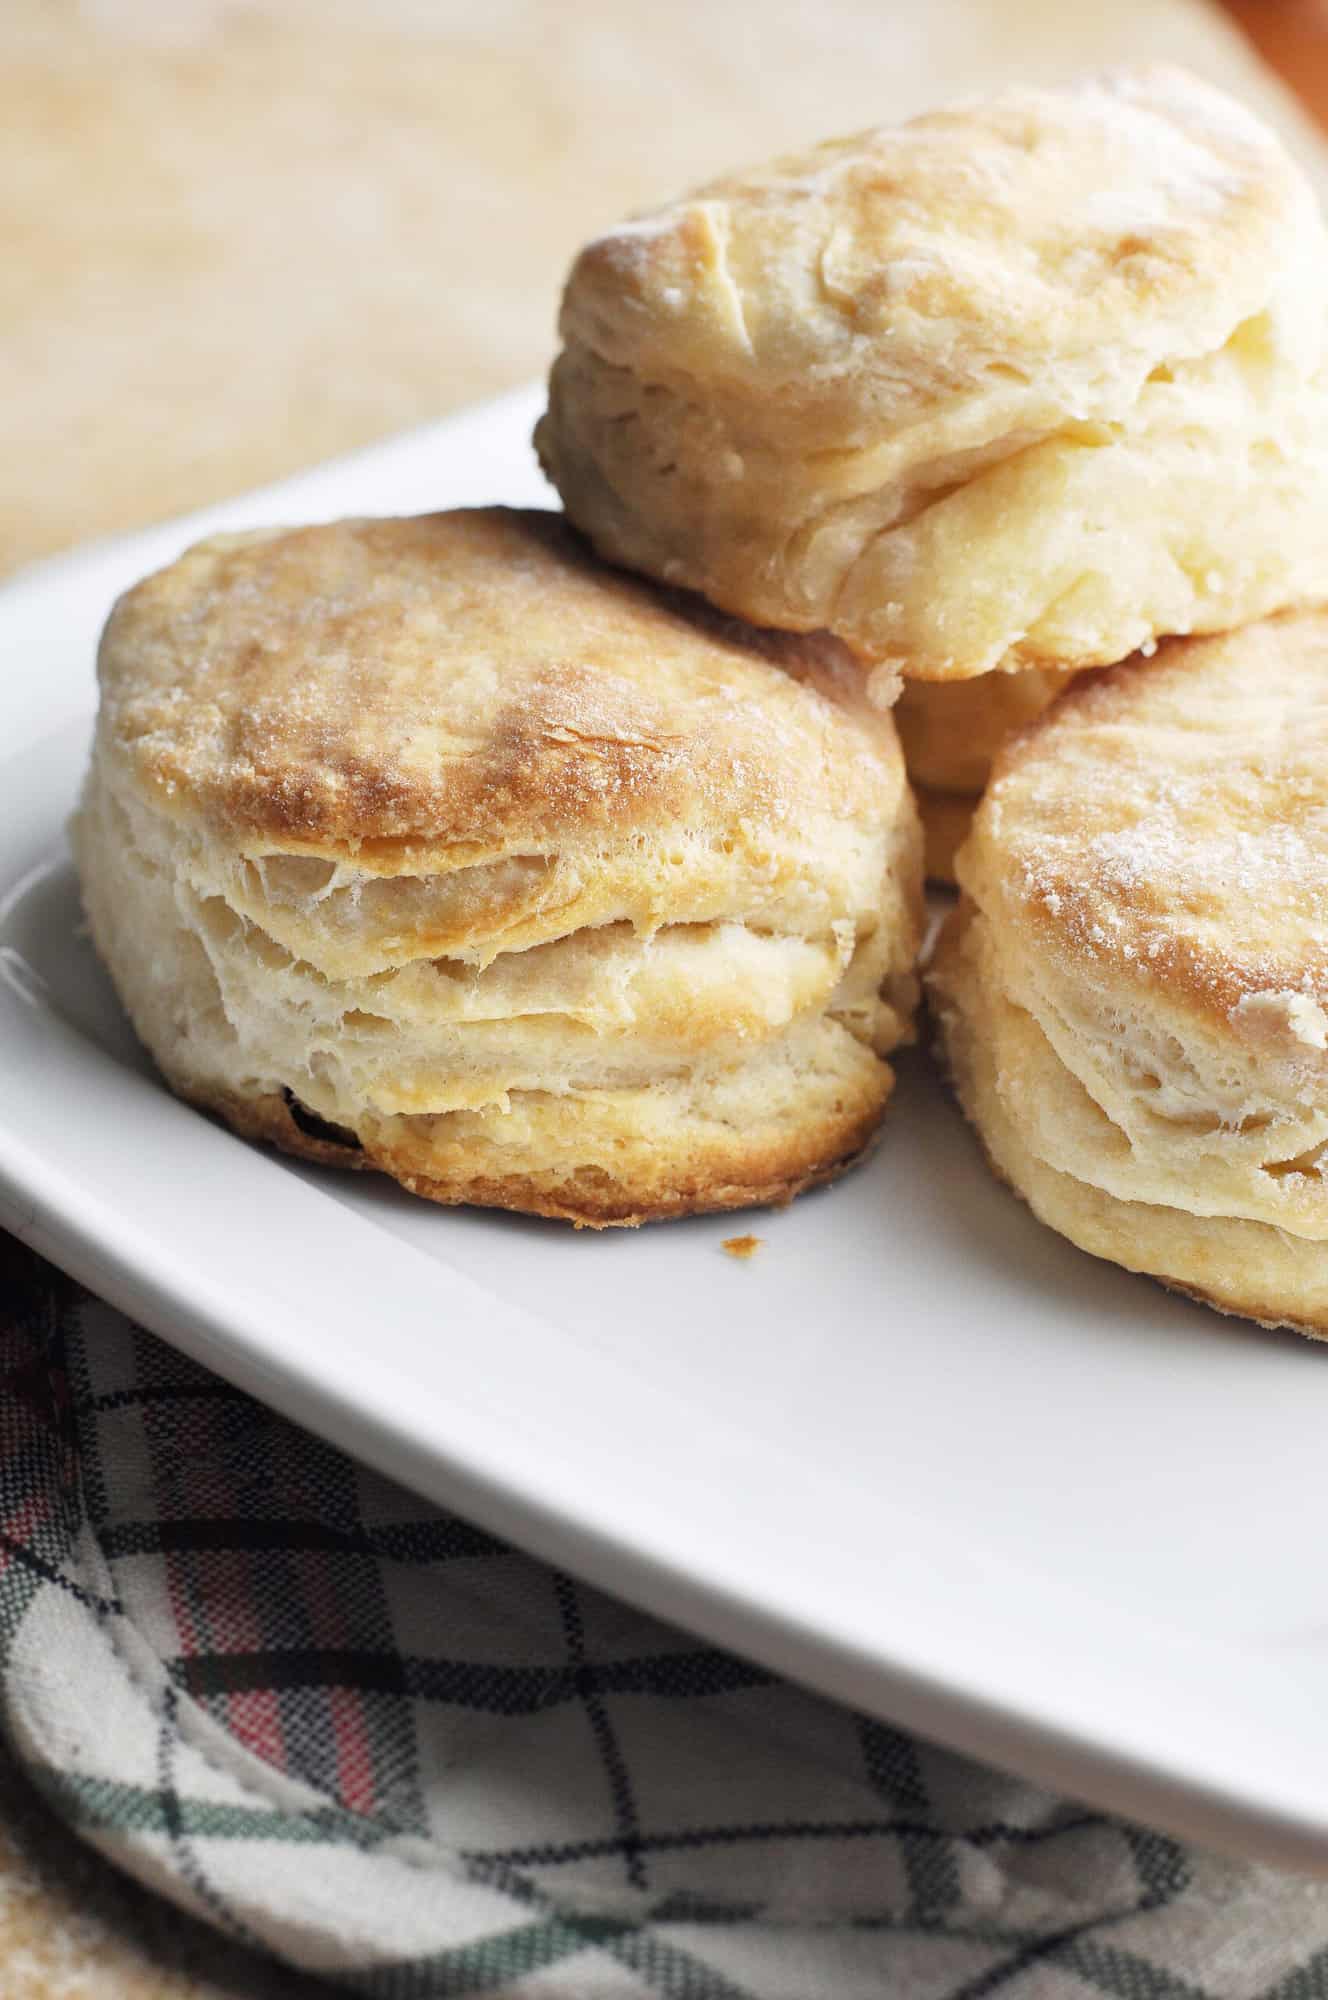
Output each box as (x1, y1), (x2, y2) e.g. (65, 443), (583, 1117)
(1, 2), (1324, 1993)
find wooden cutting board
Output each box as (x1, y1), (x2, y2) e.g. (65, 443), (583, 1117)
(0, 2), (1323, 1993)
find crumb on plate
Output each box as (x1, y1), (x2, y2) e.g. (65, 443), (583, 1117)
(721, 1234), (763, 1261)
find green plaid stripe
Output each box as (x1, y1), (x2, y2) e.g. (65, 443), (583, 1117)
(4, 1230), (1328, 1998)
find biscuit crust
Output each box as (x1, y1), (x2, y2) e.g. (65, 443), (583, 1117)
(929, 611), (1328, 1334)
(538, 67), (1328, 683)
(913, 787), (975, 888)
(895, 668), (1081, 798)
(79, 510), (923, 1225)
(899, 666), (1080, 880)
(182, 1067), (887, 1228)
(98, 509), (890, 851)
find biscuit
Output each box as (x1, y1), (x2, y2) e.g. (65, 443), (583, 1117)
(898, 669), (1079, 880)
(929, 612), (1328, 1335)
(537, 67), (1328, 689)
(75, 510), (923, 1226)
(912, 786), (976, 888)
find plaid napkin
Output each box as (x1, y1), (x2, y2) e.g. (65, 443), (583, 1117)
(5, 1233), (1328, 1997)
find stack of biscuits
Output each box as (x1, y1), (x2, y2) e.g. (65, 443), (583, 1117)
(77, 65), (1328, 1336)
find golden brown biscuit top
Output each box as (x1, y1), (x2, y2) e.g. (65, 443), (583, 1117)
(561, 67), (1320, 437)
(969, 610), (1328, 1022)
(97, 509), (899, 856)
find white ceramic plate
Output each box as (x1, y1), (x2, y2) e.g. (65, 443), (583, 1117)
(6, 386), (1328, 1874)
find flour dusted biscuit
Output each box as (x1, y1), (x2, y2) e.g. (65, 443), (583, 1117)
(538, 68), (1328, 691)
(929, 612), (1328, 1335)
(75, 510), (922, 1225)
